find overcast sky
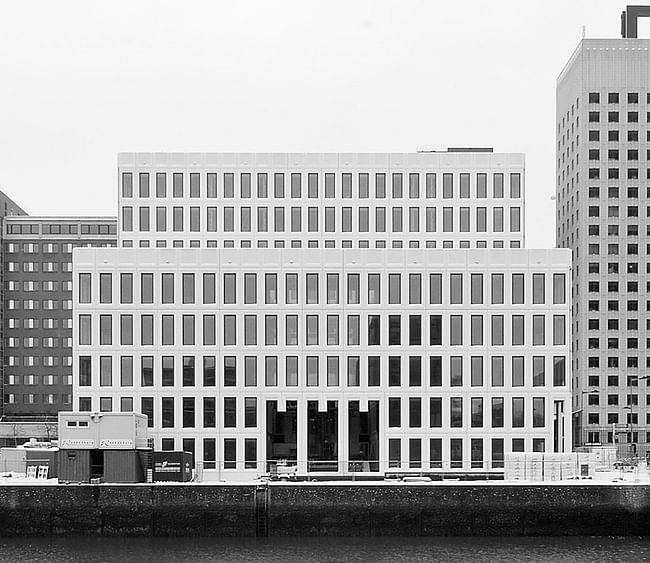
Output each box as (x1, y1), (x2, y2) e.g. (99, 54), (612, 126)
(0, 0), (640, 247)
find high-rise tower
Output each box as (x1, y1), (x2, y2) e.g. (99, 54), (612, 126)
(557, 6), (650, 453)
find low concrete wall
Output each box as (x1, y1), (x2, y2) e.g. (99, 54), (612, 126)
(268, 484), (650, 536)
(0, 484), (649, 536)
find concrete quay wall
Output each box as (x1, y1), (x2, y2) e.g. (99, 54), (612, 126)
(0, 484), (649, 536)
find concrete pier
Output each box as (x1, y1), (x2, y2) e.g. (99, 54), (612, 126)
(0, 483), (649, 536)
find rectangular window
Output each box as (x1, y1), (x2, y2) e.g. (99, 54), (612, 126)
(79, 273), (92, 304)
(265, 274), (277, 304)
(182, 314), (195, 345)
(442, 207), (453, 232)
(203, 398), (216, 428)
(286, 274), (298, 304)
(553, 273), (566, 304)
(265, 356), (278, 386)
(306, 356), (319, 386)
(359, 173), (369, 198)
(99, 315), (112, 345)
(553, 356), (566, 386)
(533, 397), (545, 428)
(141, 356), (153, 387)
(122, 172), (133, 197)
(429, 397), (442, 427)
(388, 397), (401, 427)
(512, 356), (524, 386)
(306, 274), (319, 304)
(116, 274), (133, 308)
(450, 397), (463, 427)
(347, 315), (360, 345)
(99, 273), (112, 304)
(429, 356), (442, 386)
(79, 315), (91, 345)
(512, 315), (524, 345)
(491, 398), (504, 428)
(161, 398), (174, 428)
(347, 274), (360, 304)
(409, 315), (421, 345)
(183, 356), (195, 387)
(244, 273), (257, 305)
(471, 398), (483, 428)
(203, 356), (216, 386)
(224, 397), (236, 428)
(533, 315), (545, 345)
(408, 274), (422, 304)
(224, 438), (236, 469)
(450, 315), (463, 345)
(347, 356), (360, 386)
(365, 274), (380, 304)
(512, 397), (524, 428)
(162, 356), (174, 386)
(450, 274), (462, 304)
(141, 315), (154, 346)
(491, 274), (504, 304)
(244, 398), (257, 429)
(409, 398), (421, 428)
(286, 357), (298, 386)
(471, 273), (483, 304)
(553, 315), (565, 346)
(392, 173), (403, 198)
(162, 273), (174, 304)
(450, 356), (463, 386)
(389, 315), (401, 345)
(429, 315), (442, 346)
(120, 314), (133, 346)
(471, 356), (483, 386)
(493, 173), (504, 198)
(290, 173), (301, 198)
(388, 356), (401, 386)
(120, 356), (133, 387)
(223, 315), (236, 346)
(530, 356), (544, 387)
(201, 273), (216, 305)
(153, 172), (166, 198)
(368, 356), (381, 386)
(224, 356), (236, 386)
(223, 273), (236, 304)
(512, 274), (524, 304)
(327, 357), (339, 386)
(244, 315), (257, 345)
(429, 274), (442, 304)
(182, 273), (195, 304)
(533, 274), (545, 304)
(491, 356), (504, 386)
(245, 356), (257, 386)
(265, 315), (277, 346)
(203, 315), (216, 346)
(79, 356), (92, 386)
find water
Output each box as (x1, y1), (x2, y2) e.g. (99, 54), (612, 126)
(1, 537), (649, 562)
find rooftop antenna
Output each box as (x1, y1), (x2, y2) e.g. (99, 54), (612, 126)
(582, 25), (586, 39)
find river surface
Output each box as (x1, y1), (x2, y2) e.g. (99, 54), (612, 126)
(0, 536), (649, 562)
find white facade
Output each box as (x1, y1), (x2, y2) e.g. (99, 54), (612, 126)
(117, 151), (525, 251)
(73, 247), (571, 476)
(556, 38), (650, 452)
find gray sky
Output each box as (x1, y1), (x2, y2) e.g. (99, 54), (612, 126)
(0, 0), (637, 247)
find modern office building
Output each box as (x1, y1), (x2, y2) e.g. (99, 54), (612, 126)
(117, 151), (525, 250)
(2, 217), (117, 419)
(556, 7), (650, 453)
(73, 151), (571, 478)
